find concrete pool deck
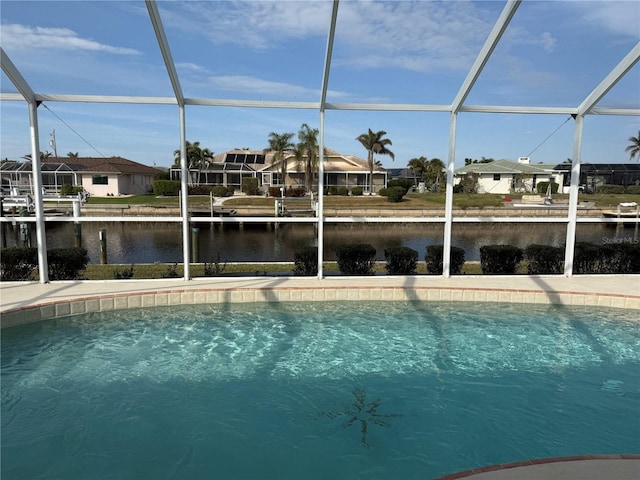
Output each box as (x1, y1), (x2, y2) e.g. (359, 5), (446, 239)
(1, 275), (639, 479)
(1, 274), (639, 328)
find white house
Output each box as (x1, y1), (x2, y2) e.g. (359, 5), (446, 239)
(454, 158), (562, 194)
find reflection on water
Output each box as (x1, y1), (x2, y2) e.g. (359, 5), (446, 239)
(1, 220), (635, 265)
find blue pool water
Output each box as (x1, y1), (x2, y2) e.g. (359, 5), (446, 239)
(2, 302), (639, 479)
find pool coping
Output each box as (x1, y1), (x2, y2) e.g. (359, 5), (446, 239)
(1, 275), (639, 329)
(433, 454), (640, 480)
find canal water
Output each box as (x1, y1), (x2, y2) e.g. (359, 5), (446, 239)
(1, 221), (635, 265)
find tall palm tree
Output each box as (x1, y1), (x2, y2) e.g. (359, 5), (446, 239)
(407, 156), (428, 185)
(356, 129), (395, 194)
(625, 130), (640, 163)
(425, 158), (445, 188)
(264, 132), (294, 187)
(296, 123), (319, 193)
(173, 141), (214, 185)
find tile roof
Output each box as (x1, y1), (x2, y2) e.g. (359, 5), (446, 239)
(42, 157), (161, 175)
(455, 159), (557, 175)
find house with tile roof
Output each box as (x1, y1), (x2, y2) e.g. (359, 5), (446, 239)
(171, 147), (388, 194)
(1, 157), (161, 197)
(454, 158), (561, 195)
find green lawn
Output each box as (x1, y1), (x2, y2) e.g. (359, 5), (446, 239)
(82, 261), (488, 280)
(87, 192), (640, 209)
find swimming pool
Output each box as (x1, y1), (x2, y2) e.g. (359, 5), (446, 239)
(2, 301), (639, 479)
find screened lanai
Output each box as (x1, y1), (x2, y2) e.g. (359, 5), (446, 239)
(1, 0), (639, 283)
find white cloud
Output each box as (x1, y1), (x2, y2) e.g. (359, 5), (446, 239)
(0, 23), (141, 55)
(161, 1), (494, 73)
(571, 1), (640, 39)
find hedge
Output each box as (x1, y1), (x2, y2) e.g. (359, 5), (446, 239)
(536, 181), (559, 195)
(242, 177), (260, 195)
(384, 245), (418, 275)
(524, 244), (564, 274)
(425, 245), (466, 275)
(480, 244), (523, 274)
(0, 247), (38, 281)
(153, 180), (181, 196)
(293, 245), (318, 276)
(335, 243), (376, 275)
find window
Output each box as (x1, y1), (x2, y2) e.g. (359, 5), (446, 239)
(493, 174), (501, 181)
(92, 175), (108, 185)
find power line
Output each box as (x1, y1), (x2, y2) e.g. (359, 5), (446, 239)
(526, 115), (573, 158)
(40, 103), (106, 157)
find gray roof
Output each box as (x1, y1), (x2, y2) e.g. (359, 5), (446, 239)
(455, 159), (557, 175)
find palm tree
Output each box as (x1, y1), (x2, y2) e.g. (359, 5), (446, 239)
(407, 156), (428, 185)
(296, 124), (319, 193)
(67, 152), (79, 158)
(356, 129), (395, 194)
(173, 141), (214, 185)
(425, 158), (445, 189)
(625, 130), (640, 163)
(264, 132), (295, 187)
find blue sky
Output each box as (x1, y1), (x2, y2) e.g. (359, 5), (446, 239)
(1, 0), (639, 169)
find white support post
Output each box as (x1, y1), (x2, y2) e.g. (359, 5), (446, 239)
(179, 105), (190, 280)
(317, 111), (325, 279)
(564, 115), (583, 277)
(28, 102), (49, 283)
(442, 112), (457, 278)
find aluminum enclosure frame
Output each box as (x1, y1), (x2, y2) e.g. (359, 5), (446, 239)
(1, 0), (639, 283)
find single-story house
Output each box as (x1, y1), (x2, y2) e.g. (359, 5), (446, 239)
(1, 157), (161, 197)
(171, 147), (388, 194)
(454, 158), (561, 195)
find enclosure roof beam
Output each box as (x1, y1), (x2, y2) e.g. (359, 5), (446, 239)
(451, 0), (521, 114)
(1, 48), (36, 103)
(320, 0), (339, 111)
(577, 42), (640, 115)
(146, 0), (184, 106)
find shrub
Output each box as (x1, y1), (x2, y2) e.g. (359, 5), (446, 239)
(153, 180), (181, 196)
(626, 185), (640, 194)
(384, 245), (418, 275)
(204, 253), (226, 276)
(212, 186), (229, 197)
(285, 187), (305, 197)
(387, 179), (412, 194)
(269, 186), (283, 197)
(335, 243), (376, 275)
(0, 247), (38, 281)
(524, 244), (564, 274)
(351, 187), (363, 196)
(386, 186), (406, 203)
(574, 242), (640, 274)
(425, 245), (466, 275)
(452, 184), (464, 193)
(327, 186), (338, 195)
(225, 186), (235, 196)
(113, 264), (135, 279)
(293, 245), (318, 276)
(163, 263), (181, 278)
(536, 181), (559, 195)
(337, 187), (349, 196)
(480, 244), (523, 274)
(188, 185), (213, 195)
(596, 184), (625, 194)
(242, 177), (260, 195)
(378, 188), (389, 197)
(459, 173), (479, 193)
(47, 247), (89, 280)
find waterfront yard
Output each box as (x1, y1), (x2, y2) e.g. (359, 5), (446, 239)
(86, 192), (640, 209)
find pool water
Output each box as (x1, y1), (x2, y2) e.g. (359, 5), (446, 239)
(2, 302), (639, 479)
